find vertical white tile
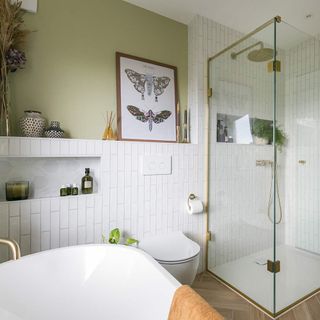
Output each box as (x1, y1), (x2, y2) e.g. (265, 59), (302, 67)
(9, 216), (20, 243)
(41, 231), (50, 251)
(20, 201), (31, 235)
(60, 140), (70, 156)
(86, 207), (94, 243)
(30, 139), (41, 155)
(50, 211), (60, 249)
(68, 210), (78, 245)
(31, 199), (41, 214)
(9, 138), (20, 156)
(94, 224), (102, 243)
(50, 198), (60, 212)
(0, 138), (9, 156)
(0, 203), (9, 238)
(86, 141), (95, 155)
(50, 140), (60, 155)
(20, 138), (31, 155)
(40, 139), (51, 155)
(59, 229), (68, 247)
(20, 235), (31, 256)
(78, 197), (86, 226)
(9, 202), (20, 217)
(69, 140), (78, 155)
(31, 214), (40, 253)
(78, 226), (86, 244)
(60, 198), (68, 229)
(40, 199), (51, 232)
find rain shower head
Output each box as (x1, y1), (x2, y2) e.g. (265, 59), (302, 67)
(231, 41), (274, 62)
(247, 48), (274, 62)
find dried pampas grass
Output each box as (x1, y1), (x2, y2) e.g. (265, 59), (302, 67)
(0, 0), (29, 133)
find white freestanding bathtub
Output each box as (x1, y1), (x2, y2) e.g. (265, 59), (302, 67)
(0, 244), (180, 320)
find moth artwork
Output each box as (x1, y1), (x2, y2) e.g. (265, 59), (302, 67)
(125, 69), (171, 102)
(127, 105), (172, 132)
(117, 52), (177, 142)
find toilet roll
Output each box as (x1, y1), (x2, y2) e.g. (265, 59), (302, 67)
(187, 196), (204, 215)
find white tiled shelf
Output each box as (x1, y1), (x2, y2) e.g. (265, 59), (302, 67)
(0, 137), (103, 157)
(0, 193), (100, 204)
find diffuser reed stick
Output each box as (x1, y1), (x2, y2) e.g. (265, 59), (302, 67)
(102, 110), (116, 140)
(176, 102), (181, 143)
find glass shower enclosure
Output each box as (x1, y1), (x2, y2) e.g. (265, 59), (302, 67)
(207, 16), (320, 317)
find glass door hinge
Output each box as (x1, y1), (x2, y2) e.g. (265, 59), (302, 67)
(268, 60), (281, 72)
(267, 260), (280, 273)
(206, 231), (212, 241)
(208, 88), (213, 97)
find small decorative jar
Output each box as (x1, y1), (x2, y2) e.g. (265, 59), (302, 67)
(60, 185), (68, 197)
(20, 110), (46, 137)
(71, 184), (78, 195)
(44, 121), (64, 138)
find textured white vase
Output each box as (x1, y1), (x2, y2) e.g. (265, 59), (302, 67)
(20, 110), (46, 137)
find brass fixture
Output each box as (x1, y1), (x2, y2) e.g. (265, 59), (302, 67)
(298, 160), (306, 165)
(0, 238), (21, 260)
(268, 60), (281, 72)
(267, 260), (281, 273)
(256, 160), (273, 166)
(231, 41), (275, 62)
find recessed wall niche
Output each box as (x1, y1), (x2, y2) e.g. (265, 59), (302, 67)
(0, 157), (100, 201)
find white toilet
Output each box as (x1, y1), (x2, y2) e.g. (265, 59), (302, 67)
(139, 231), (200, 285)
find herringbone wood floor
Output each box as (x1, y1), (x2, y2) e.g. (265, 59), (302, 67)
(192, 272), (320, 320)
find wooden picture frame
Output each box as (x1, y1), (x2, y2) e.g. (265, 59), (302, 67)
(116, 52), (178, 142)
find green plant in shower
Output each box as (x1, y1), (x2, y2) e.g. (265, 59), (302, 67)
(102, 228), (139, 246)
(252, 118), (287, 150)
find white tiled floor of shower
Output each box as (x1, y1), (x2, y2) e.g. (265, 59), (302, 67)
(212, 244), (320, 313)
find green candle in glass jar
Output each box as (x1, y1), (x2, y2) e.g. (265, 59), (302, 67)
(6, 181), (29, 201)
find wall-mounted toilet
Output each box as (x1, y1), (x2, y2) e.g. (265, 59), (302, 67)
(139, 231), (200, 285)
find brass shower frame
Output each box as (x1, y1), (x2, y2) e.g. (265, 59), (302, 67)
(203, 15), (319, 318)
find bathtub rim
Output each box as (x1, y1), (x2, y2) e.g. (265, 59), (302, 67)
(0, 243), (181, 288)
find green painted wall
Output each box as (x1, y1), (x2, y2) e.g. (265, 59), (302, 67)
(10, 0), (188, 139)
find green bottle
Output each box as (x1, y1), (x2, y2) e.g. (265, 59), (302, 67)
(81, 168), (93, 194)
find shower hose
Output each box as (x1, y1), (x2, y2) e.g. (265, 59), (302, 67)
(267, 163), (283, 224)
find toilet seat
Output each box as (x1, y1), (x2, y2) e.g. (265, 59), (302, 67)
(139, 231), (200, 264)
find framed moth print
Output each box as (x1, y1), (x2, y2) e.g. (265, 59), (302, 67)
(116, 52), (178, 142)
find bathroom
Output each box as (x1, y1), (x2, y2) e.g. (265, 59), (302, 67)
(0, 0), (319, 319)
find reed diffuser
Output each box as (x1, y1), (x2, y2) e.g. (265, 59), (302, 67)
(102, 111), (116, 140)
(182, 108), (189, 143)
(176, 102), (181, 143)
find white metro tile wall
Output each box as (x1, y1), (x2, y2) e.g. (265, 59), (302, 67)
(0, 138), (205, 270)
(284, 36), (320, 254)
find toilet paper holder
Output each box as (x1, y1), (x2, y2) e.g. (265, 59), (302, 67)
(187, 193), (203, 214)
(187, 193), (197, 210)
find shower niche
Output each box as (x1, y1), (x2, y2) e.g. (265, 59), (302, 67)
(217, 113), (274, 146)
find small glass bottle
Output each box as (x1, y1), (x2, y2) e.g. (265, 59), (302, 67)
(60, 185), (68, 197)
(81, 168), (93, 194)
(66, 184), (72, 196)
(71, 184), (78, 195)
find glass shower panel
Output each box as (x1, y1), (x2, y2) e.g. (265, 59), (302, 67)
(275, 21), (320, 313)
(207, 21), (277, 314)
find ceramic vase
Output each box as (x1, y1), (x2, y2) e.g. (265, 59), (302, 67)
(44, 121), (64, 138)
(20, 110), (46, 137)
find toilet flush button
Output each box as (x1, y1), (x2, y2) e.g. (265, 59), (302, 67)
(141, 155), (172, 176)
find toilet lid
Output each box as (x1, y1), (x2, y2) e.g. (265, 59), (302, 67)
(138, 231), (200, 263)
